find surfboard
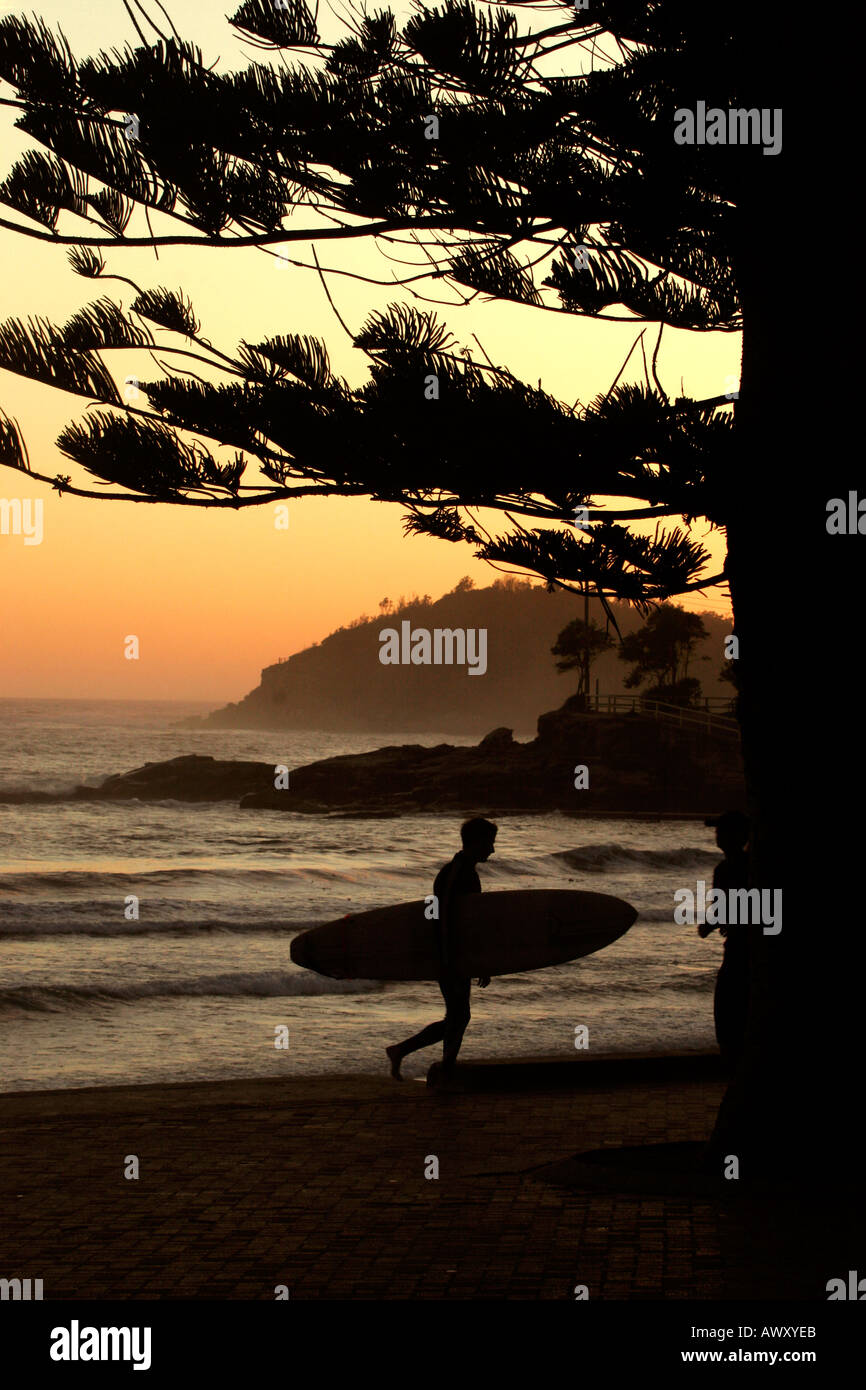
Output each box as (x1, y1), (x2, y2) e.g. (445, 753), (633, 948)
(289, 889), (637, 981)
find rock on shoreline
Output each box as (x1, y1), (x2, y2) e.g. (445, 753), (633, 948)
(3, 702), (745, 816)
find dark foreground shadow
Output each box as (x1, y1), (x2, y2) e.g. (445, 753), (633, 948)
(534, 1140), (762, 1198)
(533, 1142), (864, 1300)
(431, 1053), (727, 1092)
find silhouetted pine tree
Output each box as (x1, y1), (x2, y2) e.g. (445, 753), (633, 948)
(0, 4), (841, 1178)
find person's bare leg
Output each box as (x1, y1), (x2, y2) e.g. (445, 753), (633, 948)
(386, 1020), (447, 1079)
(428, 978), (471, 1084)
(441, 1017), (468, 1071)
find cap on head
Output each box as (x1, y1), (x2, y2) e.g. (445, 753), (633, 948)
(705, 809), (749, 847)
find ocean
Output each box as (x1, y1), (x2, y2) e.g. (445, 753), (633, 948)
(0, 699), (723, 1092)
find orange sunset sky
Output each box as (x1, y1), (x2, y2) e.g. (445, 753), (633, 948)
(0, 0), (734, 700)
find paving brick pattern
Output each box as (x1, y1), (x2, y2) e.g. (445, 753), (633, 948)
(0, 1069), (847, 1300)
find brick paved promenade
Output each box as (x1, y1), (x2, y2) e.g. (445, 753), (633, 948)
(0, 1056), (853, 1300)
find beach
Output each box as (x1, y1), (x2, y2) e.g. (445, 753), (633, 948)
(1, 702), (854, 1307)
(0, 1055), (853, 1302)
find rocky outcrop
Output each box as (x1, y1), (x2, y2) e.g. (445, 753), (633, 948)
(71, 755), (276, 803)
(30, 704), (744, 816)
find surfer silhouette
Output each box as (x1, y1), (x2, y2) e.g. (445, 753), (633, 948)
(698, 810), (751, 1068)
(386, 817), (498, 1084)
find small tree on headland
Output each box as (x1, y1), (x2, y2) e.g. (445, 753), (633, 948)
(618, 606), (708, 705)
(551, 618), (614, 706)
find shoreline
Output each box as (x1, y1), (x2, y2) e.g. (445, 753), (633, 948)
(0, 703), (744, 814)
(0, 1049), (726, 1109)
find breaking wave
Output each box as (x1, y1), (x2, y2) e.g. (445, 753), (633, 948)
(0, 971), (386, 1012)
(551, 844), (718, 873)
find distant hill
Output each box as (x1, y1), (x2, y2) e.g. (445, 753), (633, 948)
(197, 578), (734, 735)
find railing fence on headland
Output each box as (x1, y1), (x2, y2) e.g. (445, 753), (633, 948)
(585, 694), (740, 738)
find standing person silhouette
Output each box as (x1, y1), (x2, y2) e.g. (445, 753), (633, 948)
(698, 810), (751, 1068)
(386, 817), (498, 1085)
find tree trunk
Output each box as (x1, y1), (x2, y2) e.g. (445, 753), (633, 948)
(709, 20), (851, 1182)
